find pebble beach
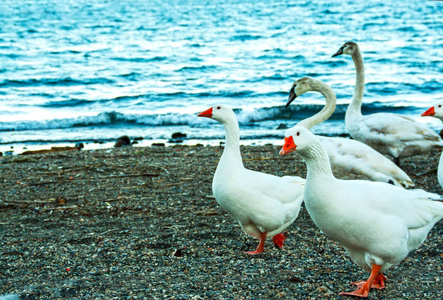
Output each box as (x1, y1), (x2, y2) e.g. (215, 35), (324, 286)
(0, 144), (442, 299)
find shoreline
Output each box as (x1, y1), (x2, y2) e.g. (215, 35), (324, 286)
(0, 145), (442, 299)
(0, 115), (439, 156)
(0, 137), (286, 156)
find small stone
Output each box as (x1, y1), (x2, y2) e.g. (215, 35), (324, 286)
(114, 136), (131, 147)
(276, 123), (288, 130)
(169, 132), (187, 143)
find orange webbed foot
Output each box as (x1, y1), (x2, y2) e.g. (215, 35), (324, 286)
(351, 273), (387, 290)
(272, 233), (286, 249)
(339, 264), (383, 298)
(339, 289), (370, 298)
(244, 249), (264, 255)
(371, 273), (387, 290)
(350, 280), (366, 289)
(244, 232), (266, 255)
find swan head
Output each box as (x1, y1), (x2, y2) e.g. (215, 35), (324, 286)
(197, 105), (236, 123)
(279, 126), (314, 155)
(286, 77), (316, 108)
(421, 103), (443, 121)
(332, 41), (359, 57)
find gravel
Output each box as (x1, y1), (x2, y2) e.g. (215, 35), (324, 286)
(0, 144), (442, 299)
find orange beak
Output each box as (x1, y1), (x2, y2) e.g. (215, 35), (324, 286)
(198, 107), (213, 118)
(421, 106), (435, 117)
(279, 136), (296, 155)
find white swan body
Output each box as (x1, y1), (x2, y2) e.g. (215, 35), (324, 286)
(421, 104), (443, 190)
(332, 41), (443, 165)
(197, 105), (305, 254)
(286, 77), (413, 187)
(280, 125), (443, 297)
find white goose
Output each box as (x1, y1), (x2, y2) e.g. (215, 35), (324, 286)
(421, 104), (443, 190)
(280, 125), (443, 298)
(332, 41), (443, 165)
(286, 77), (413, 187)
(197, 105), (305, 254)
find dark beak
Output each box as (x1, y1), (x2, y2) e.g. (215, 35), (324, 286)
(285, 87), (297, 108)
(332, 46), (344, 57)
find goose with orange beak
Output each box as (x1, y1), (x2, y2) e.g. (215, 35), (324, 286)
(279, 125), (443, 298)
(421, 103), (443, 190)
(197, 105), (305, 255)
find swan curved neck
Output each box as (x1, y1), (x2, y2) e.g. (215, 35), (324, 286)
(297, 82), (337, 130)
(346, 47), (365, 123)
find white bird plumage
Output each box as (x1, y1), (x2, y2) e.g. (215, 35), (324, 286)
(421, 104), (443, 190)
(280, 125), (443, 298)
(286, 77), (413, 187)
(332, 41), (443, 165)
(197, 105), (305, 254)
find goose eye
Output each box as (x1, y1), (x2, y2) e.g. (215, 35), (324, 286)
(296, 132), (300, 136)
(216, 106), (221, 110)
(438, 105), (442, 108)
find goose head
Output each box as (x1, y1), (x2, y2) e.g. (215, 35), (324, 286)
(286, 77), (319, 108)
(421, 103), (443, 121)
(332, 41), (359, 57)
(197, 105), (237, 124)
(279, 126), (314, 156)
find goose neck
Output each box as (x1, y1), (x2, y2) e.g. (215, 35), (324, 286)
(301, 140), (335, 181)
(219, 119), (243, 167)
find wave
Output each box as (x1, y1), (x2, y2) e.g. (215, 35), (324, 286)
(0, 111), (200, 132)
(230, 34), (262, 42)
(0, 77), (115, 88)
(111, 56), (168, 63)
(0, 103), (412, 133)
(49, 50), (82, 55)
(177, 65), (218, 72)
(36, 90), (283, 110)
(366, 80), (442, 94)
(236, 105), (347, 123)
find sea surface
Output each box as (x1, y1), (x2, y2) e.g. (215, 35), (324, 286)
(0, 0), (442, 154)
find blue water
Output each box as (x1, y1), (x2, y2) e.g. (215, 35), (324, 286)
(0, 0), (442, 153)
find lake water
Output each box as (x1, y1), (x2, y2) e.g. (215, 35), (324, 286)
(0, 0), (442, 153)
